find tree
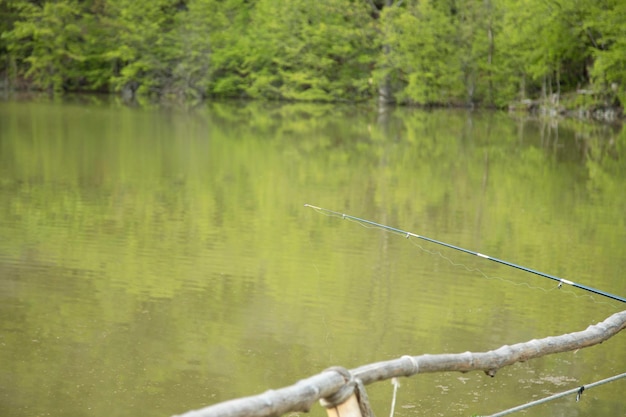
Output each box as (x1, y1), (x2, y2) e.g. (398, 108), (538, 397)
(453, 0), (501, 106)
(496, 0), (601, 103)
(587, 0), (626, 107)
(380, 0), (462, 105)
(167, 0), (252, 99)
(2, 1), (86, 92)
(103, 0), (181, 97)
(1, 0), (624, 107)
(364, 0), (406, 105)
(243, 0), (376, 101)
(0, 0), (21, 86)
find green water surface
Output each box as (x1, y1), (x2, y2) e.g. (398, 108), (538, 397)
(0, 98), (624, 417)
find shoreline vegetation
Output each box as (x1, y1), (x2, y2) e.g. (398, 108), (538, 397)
(1, 0), (624, 121)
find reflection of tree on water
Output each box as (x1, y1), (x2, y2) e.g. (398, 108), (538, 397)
(1, 100), (625, 417)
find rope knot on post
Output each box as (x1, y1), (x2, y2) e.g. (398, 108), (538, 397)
(320, 367), (355, 408)
(401, 355), (419, 375)
(320, 367), (376, 417)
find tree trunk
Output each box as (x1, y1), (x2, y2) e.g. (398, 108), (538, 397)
(378, 43), (394, 105)
(367, 0), (396, 106)
(477, 0), (495, 105)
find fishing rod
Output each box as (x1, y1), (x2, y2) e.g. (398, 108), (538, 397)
(305, 204), (626, 304)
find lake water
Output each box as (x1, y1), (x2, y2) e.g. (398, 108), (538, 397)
(0, 97), (624, 417)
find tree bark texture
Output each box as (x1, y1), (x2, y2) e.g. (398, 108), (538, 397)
(174, 310), (626, 417)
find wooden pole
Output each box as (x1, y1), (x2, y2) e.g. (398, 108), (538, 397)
(174, 310), (626, 417)
(324, 393), (362, 417)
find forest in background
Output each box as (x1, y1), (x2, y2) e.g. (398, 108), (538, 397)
(1, 0), (625, 112)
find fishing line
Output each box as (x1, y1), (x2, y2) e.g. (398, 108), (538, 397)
(309, 204), (563, 299)
(305, 204), (626, 305)
(403, 237), (620, 308)
(406, 237), (560, 294)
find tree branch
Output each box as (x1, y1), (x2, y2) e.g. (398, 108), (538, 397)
(364, 0), (380, 18)
(174, 310), (626, 417)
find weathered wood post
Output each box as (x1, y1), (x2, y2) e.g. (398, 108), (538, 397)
(323, 394), (362, 417)
(320, 367), (372, 417)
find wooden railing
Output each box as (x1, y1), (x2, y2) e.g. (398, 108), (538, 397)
(173, 310), (626, 417)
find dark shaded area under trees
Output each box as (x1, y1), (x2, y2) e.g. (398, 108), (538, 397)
(1, 0), (625, 116)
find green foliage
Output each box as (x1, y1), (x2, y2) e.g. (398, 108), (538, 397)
(1, 0), (625, 107)
(381, 2), (462, 105)
(103, 0), (181, 96)
(495, 0), (603, 102)
(169, 0), (252, 99)
(587, 1), (626, 106)
(2, 1), (86, 92)
(454, 0), (501, 105)
(0, 1), (20, 83)
(244, 0), (376, 101)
